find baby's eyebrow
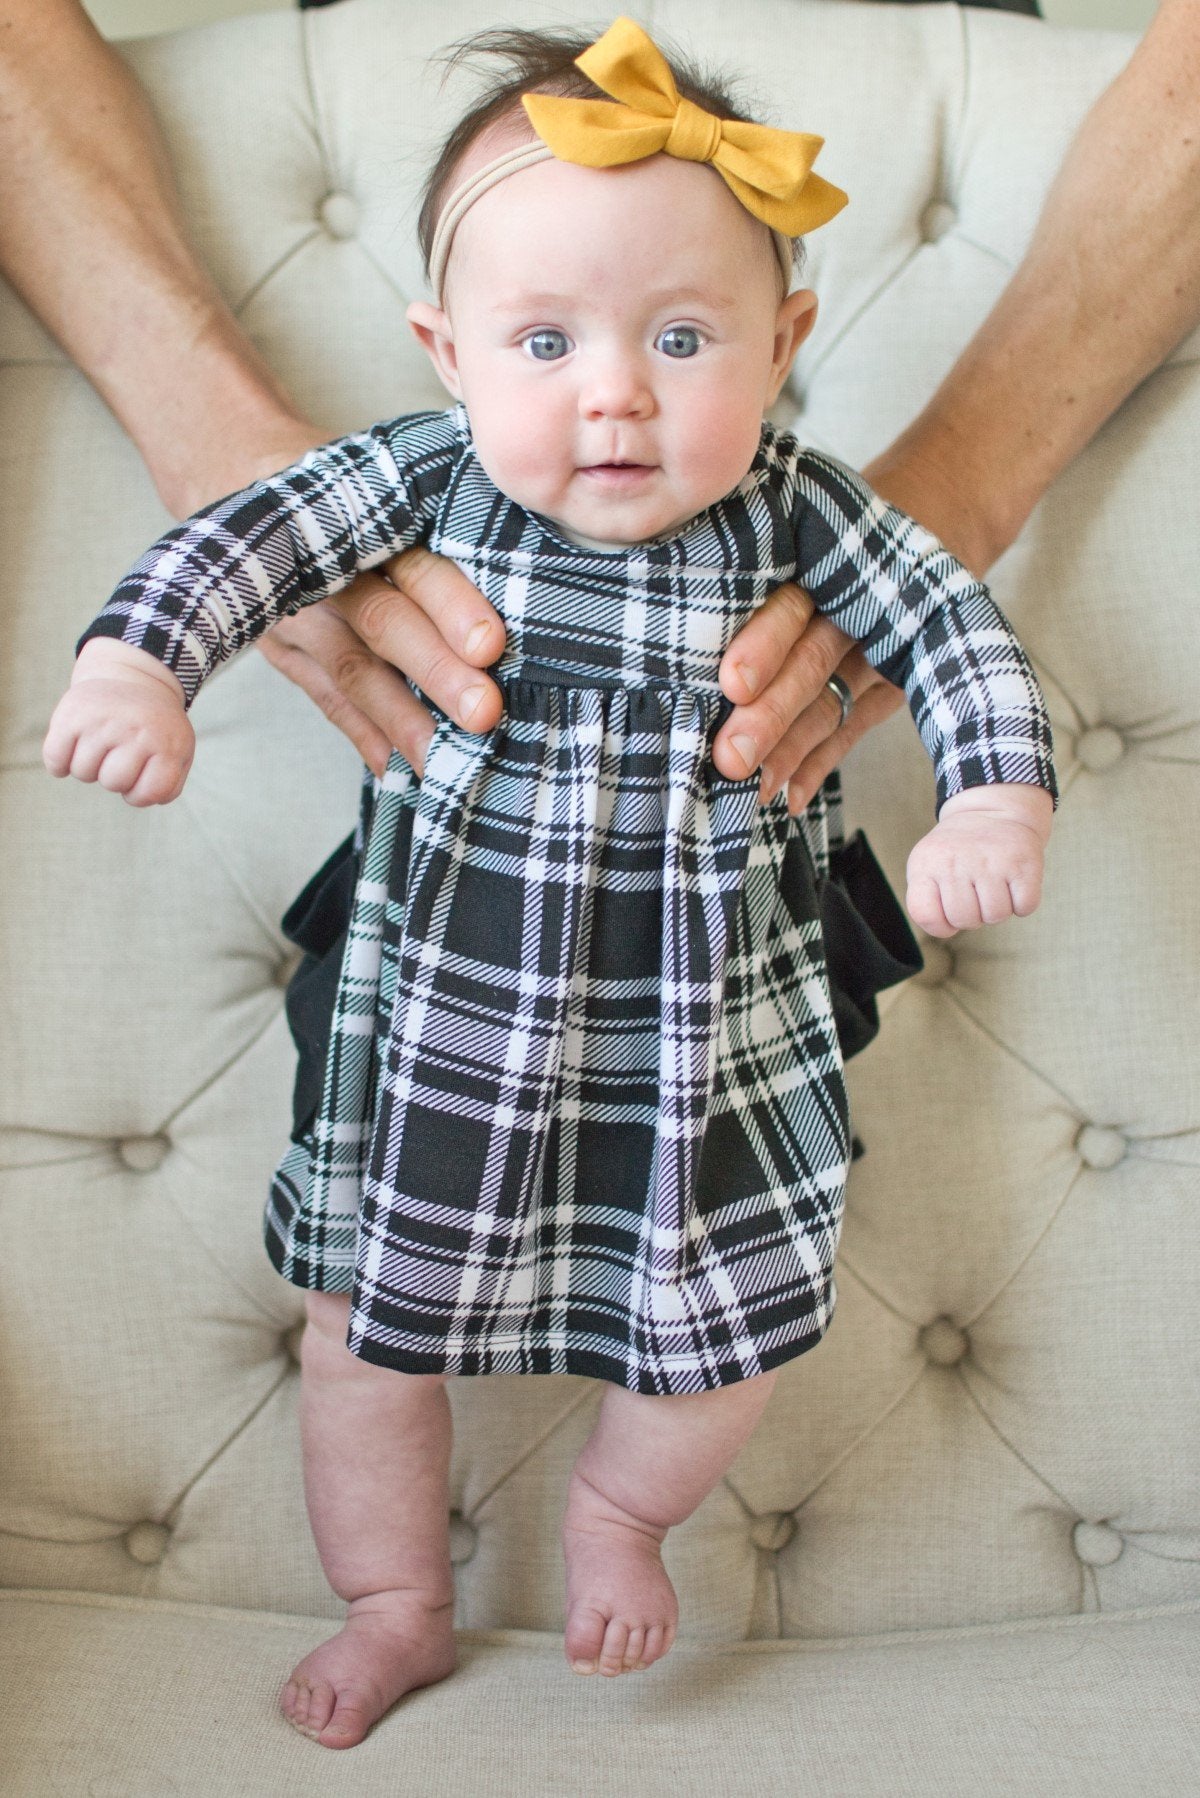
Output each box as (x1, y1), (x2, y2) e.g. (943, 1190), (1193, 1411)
(486, 287), (738, 315)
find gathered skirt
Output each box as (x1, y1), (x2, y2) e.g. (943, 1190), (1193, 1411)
(265, 680), (922, 1393)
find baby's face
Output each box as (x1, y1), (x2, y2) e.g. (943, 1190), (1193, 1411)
(409, 144), (817, 545)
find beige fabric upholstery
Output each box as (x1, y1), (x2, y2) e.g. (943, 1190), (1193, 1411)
(2, 1), (1197, 1789)
(3, 1589), (1200, 1795)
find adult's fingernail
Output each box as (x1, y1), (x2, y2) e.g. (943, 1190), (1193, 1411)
(464, 621), (491, 658)
(734, 660), (759, 697)
(730, 734), (759, 773)
(460, 684), (486, 723)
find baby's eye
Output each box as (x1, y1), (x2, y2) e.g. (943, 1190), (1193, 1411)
(655, 325), (704, 359)
(522, 329), (573, 362)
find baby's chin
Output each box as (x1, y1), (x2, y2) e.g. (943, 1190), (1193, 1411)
(535, 472), (729, 548)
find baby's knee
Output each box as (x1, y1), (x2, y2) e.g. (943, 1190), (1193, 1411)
(304, 1287), (353, 1341)
(300, 1290), (450, 1387)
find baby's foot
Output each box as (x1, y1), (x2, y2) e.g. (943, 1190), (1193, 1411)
(561, 1468), (679, 1677)
(280, 1588), (456, 1749)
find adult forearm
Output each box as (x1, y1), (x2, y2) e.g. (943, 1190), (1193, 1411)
(0, 0), (313, 515)
(865, 0), (1200, 576)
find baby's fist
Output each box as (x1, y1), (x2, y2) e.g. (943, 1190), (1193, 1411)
(905, 785), (1052, 939)
(43, 659), (194, 807)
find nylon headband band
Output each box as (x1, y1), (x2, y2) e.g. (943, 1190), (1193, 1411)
(426, 141), (795, 304)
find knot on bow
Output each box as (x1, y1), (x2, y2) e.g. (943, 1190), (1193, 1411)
(521, 16), (848, 238)
(666, 97), (723, 165)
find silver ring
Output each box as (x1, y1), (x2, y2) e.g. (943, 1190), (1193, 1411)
(825, 672), (853, 730)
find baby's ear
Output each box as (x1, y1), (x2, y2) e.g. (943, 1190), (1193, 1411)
(767, 288), (819, 405)
(406, 302), (463, 399)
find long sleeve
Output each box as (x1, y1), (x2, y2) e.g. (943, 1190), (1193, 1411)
(76, 408), (462, 708)
(790, 449), (1058, 814)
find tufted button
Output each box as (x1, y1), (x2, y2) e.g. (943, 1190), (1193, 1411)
(919, 1317), (969, 1366)
(1075, 725), (1125, 772)
(919, 199), (957, 243)
(1075, 1123), (1127, 1170)
(914, 939), (955, 986)
(117, 1135), (169, 1173)
(1073, 1520), (1124, 1566)
(318, 191), (359, 240)
(284, 1321), (306, 1363)
(124, 1520), (171, 1565)
(448, 1511), (477, 1565)
(749, 1510), (796, 1553)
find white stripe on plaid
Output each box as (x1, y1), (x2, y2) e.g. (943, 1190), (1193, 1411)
(81, 405), (1057, 1392)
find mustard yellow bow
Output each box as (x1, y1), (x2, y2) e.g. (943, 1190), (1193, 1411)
(521, 16), (848, 237)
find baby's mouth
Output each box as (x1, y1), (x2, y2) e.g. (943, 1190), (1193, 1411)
(579, 461), (656, 487)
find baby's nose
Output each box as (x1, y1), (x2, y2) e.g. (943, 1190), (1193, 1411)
(579, 358), (654, 421)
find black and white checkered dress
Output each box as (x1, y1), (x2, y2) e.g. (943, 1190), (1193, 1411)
(79, 405), (1057, 1393)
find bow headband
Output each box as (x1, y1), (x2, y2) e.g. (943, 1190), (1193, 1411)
(427, 15), (848, 304)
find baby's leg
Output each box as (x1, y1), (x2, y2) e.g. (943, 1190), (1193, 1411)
(562, 1368), (779, 1677)
(280, 1290), (457, 1750)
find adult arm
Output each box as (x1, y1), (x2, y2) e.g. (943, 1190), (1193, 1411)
(0, 0), (504, 771)
(711, 0), (1200, 808)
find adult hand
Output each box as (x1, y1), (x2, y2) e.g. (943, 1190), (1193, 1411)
(262, 549), (907, 799)
(256, 547), (506, 779)
(713, 582), (904, 813)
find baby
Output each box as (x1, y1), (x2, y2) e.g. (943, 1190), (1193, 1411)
(44, 17), (1056, 1752)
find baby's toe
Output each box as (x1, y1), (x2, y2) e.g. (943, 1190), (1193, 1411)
(622, 1625), (646, 1671)
(598, 1619), (630, 1676)
(281, 1678), (319, 1739)
(640, 1622), (673, 1668)
(317, 1686), (378, 1750)
(565, 1605), (608, 1674)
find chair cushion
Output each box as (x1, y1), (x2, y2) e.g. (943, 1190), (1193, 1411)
(2, 1589), (1198, 1796)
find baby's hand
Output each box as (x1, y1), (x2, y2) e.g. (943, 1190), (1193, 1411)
(905, 784), (1053, 939)
(43, 638), (194, 807)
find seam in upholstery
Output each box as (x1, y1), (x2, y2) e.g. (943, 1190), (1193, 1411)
(159, 1361), (294, 1529)
(299, 9), (335, 198)
(947, 0), (972, 208)
(468, 1385), (600, 1514)
(948, 229), (1012, 270)
(939, 982), (1086, 1118)
(800, 245), (925, 390)
(174, 785), (292, 949)
(955, 1357), (1090, 1521)
(2, 1585), (1199, 1650)
(727, 1352), (930, 1517)
(1121, 1540), (1200, 1565)
(230, 229), (324, 321)
(961, 1161), (1086, 1329)
(152, 1132), (294, 1327)
(1027, 647), (1086, 737)
(0, 1144), (115, 1173)
(353, 236), (416, 309)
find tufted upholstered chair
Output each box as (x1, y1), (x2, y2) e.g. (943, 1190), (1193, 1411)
(2, 1), (1198, 1791)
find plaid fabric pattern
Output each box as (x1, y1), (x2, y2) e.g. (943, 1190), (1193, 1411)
(81, 406), (1057, 1393)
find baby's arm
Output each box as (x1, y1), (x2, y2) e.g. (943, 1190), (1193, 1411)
(789, 449), (1058, 933)
(43, 637), (193, 806)
(45, 409), (459, 803)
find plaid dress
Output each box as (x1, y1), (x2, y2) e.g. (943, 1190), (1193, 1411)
(79, 405), (1057, 1393)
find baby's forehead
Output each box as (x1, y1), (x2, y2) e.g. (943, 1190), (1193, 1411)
(443, 109), (541, 199)
(435, 115), (784, 310)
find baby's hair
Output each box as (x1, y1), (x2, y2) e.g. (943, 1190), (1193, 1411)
(416, 23), (805, 292)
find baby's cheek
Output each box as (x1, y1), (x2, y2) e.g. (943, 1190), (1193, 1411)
(675, 394), (763, 506)
(470, 399), (570, 514)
